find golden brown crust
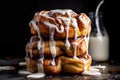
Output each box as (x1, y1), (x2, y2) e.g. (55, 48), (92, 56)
(26, 58), (38, 72)
(61, 54), (91, 74)
(43, 57), (62, 75)
(30, 9), (91, 39)
(26, 41), (63, 59)
(26, 54), (92, 74)
(77, 13), (91, 36)
(26, 38), (86, 59)
(64, 38), (86, 57)
(25, 9), (92, 75)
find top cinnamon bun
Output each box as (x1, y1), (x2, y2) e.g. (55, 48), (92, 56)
(29, 9), (91, 40)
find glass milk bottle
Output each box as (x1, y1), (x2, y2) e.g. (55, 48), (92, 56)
(88, 12), (109, 62)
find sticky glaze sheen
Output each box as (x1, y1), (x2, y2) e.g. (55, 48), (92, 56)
(26, 9), (91, 78)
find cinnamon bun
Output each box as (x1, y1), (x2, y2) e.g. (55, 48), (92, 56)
(25, 9), (92, 75)
(30, 9), (91, 39)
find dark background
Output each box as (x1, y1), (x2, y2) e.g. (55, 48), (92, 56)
(0, 0), (119, 60)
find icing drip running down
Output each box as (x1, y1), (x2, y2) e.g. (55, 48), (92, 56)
(49, 27), (56, 65)
(31, 9), (82, 65)
(84, 34), (90, 55)
(64, 18), (70, 49)
(25, 36), (39, 71)
(25, 9), (92, 78)
(72, 41), (79, 59)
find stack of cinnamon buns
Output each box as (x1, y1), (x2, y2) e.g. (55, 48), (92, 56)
(25, 9), (92, 75)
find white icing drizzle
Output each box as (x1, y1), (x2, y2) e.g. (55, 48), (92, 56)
(80, 58), (101, 76)
(72, 38), (82, 59)
(18, 69), (32, 75)
(26, 9), (92, 78)
(27, 73), (45, 79)
(79, 13), (90, 28)
(64, 19), (70, 49)
(66, 11), (78, 49)
(66, 11), (78, 48)
(44, 21), (64, 33)
(83, 35), (90, 73)
(43, 9), (79, 63)
(42, 9), (79, 51)
(82, 70), (101, 76)
(90, 66), (100, 72)
(49, 9), (78, 50)
(49, 9), (72, 16)
(26, 36), (38, 58)
(49, 27), (56, 65)
(43, 20), (58, 65)
(82, 64), (102, 76)
(29, 18), (45, 77)
(25, 43), (33, 58)
(84, 34), (90, 55)
(56, 17), (71, 49)
(30, 36), (38, 42)
(83, 59), (88, 72)
(26, 40), (45, 79)
(34, 11), (45, 21)
(37, 40), (44, 72)
(74, 27), (78, 40)
(29, 21), (42, 39)
(71, 18), (78, 40)
(19, 62), (26, 66)
(91, 65), (106, 69)
(37, 57), (44, 73)
(49, 41), (56, 65)
(72, 41), (79, 59)
(31, 9), (85, 66)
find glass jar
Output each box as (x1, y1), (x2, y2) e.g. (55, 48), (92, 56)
(88, 12), (109, 62)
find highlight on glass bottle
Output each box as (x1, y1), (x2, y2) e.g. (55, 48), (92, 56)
(88, 0), (109, 62)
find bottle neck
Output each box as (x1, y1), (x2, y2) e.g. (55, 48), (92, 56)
(88, 12), (107, 36)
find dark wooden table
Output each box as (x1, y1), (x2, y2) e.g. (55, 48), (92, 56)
(0, 58), (120, 80)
